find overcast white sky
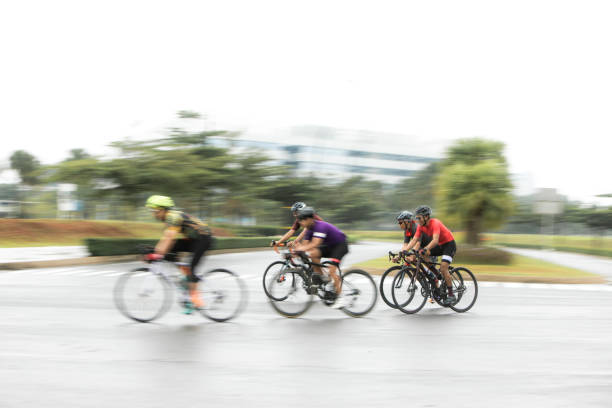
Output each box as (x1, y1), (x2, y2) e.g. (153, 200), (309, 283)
(1, 0), (611, 204)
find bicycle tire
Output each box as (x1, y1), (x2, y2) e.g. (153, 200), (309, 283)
(391, 269), (428, 314)
(113, 267), (173, 323)
(262, 260), (290, 300)
(448, 267), (478, 313)
(379, 265), (403, 309)
(268, 268), (313, 318)
(198, 268), (248, 322)
(339, 269), (378, 317)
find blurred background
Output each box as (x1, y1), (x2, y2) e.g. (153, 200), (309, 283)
(0, 0), (610, 250)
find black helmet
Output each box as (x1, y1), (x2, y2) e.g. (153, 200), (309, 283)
(291, 202), (306, 213)
(396, 211), (413, 221)
(415, 205), (432, 217)
(296, 206), (316, 220)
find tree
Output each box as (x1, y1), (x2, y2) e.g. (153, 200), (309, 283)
(388, 162), (439, 212)
(315, 176), (385, 227)
(9, 150), (40, 185)
(435, 139), (514, 244)
(64, 149), (91, 162)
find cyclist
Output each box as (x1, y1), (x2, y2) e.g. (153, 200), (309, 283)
(396, 210), (418, 256)
(145, 195), (213, 313)
(403, 205), (457, 306)
(272, 201), (322, 247)
(292, 206), (349, 308)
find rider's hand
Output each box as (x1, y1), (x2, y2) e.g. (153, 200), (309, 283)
(145, 253), (164, 261)
(270, 240), (277, 247)
(287, 240), (295, 248)
(419, 248), (430, 256)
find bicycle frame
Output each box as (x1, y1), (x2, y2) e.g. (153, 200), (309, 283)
(273, 245), (340, 300)
(389, 251), (445, 302)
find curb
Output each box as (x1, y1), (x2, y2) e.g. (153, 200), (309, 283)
(0, 247), (273, 271)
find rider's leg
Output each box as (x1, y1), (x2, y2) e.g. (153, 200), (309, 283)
(440, 260), (452, 289)
(308, 247), (323, 276)
(186, 235), (212, 308)
(326, 242), (348, 295)
(326, 264), (342, 295)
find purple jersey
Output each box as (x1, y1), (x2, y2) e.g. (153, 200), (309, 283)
(304, 220), (346, 246)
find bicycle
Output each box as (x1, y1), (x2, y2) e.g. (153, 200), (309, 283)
(379, 251), (417, 309)
(113, 249), (247, 323)
(262, 241), (302, 300)
(267, 244), (378, 318)
(390, 250), (478, 314)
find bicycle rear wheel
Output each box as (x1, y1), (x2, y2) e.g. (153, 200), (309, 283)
(448, 267), (478, 313)
(198, 268), (247, 322)
(391, 270), (428, 314)
(113, 268), (172, 323)
(340, 269), (378, 317)
(268, 269), (313, 318)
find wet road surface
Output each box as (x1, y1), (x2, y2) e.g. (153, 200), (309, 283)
(1, 242), (611, 407)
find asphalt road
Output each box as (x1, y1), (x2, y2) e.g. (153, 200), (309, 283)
(1, 242), (611, 408)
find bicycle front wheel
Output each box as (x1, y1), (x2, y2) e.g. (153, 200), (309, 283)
(340, 269), (378, 317)
(379, 265), (403, 309)
(391, 269), (428, 314)
(268, 268), (313, 318)
(113, 267), (173, 323)
(198, 268), (248, 322)
(262, 261), (290, 300)
(448, 267), (478, 313)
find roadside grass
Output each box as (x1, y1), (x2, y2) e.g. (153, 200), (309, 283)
(348, 230), (612, 258)
(0, 219), (234, 247)
(484, 233), (612, 257)
(352, 254), (603, 283)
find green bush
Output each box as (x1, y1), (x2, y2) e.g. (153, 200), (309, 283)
(85, 237), (273, 256)
(453, 245), (513, 265)
(213, 223), (289, 237)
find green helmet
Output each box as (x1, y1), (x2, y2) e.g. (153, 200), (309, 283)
(145, 195), (175, 209)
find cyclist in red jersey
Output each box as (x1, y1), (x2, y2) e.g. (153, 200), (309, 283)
(393, 210), (432, 262)
(272, 201), (322, 247)
(403, 205), (457, 306)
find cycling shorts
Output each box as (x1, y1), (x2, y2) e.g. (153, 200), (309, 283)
(319, 241), (349, 266)
(170, 235), (213, 282)
(429, 240), (457, 264)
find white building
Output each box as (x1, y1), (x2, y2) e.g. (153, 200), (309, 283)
(211, 125), (439, 183)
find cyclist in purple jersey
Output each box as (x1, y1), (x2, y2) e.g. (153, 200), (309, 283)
(292, 207), (348, 303)
(272, 201), (323, 247)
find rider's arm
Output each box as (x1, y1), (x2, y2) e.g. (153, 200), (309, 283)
(295, 237), (321, 252)
(402, 237), (421, 263)
(403, 236), (419, 252)
(292, 228), (308, 245)
(155, 227), (179, 255)
(423, 233), (439, 253)
(277, 228), (297, 244)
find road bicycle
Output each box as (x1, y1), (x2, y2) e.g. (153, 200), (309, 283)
(267, 244), (377, 318)
(379, 251), (418, 309)
(114, 250), (247, 322)
(390, 250), (478, 314)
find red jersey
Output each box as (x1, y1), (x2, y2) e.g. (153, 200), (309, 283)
(403, 222), (417, 243)
(415, 218), (454, 245)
